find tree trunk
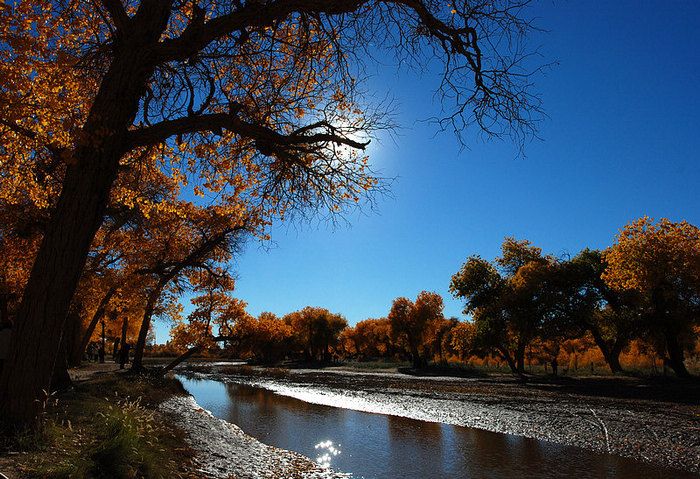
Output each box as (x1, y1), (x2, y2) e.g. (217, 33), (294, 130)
(64, 300), (85, 367)
(495, 346), (518, 374)
(161, 345), (202, 374)
(515, 340), (527, 375)
(652, 286), (690, 378)
(0, 296), (8, 326)
(119, 314), (129, 366)
(131, 282), (166, 371)
(665, 327), (690, 378)
(0, 19), (170, 424)
(0, 0), (178, 426)
(77, 287), (117, 365)
(0, 158), (120, 426)
(50, 337), (72, 392)
(410, 343), (422, 369)
(608, 342), (625, 374)
(589, 328), (624, 373)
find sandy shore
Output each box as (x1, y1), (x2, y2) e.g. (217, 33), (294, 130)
(173, 363), (700, 476)
(159, 395), (348, 479)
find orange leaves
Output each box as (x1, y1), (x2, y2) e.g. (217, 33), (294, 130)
(603, 216), (700, 294)
(388, 291), (445, 364)
(232, 311), (294, 362)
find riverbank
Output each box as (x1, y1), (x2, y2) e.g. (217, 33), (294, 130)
(176, 362), (700, 475)
(159, 395), (347, 478)
(0, 364), (346, 479)
(0, 370), (198, 478)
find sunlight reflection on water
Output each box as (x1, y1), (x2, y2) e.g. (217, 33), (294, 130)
(314, 440), (341, 468)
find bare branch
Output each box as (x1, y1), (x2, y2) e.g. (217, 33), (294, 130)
(126, 110), (370, 154)
(154, 0), (369, 63)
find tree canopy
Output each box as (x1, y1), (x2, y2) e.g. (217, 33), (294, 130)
(0, 0), (543, 426)
(603, 217), (700, 377)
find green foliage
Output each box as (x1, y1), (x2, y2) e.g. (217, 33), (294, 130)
(450, 239), (555, 374)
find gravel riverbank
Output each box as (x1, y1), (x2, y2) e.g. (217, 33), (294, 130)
(174, 363), (700, 476)
(160, 395), (349, 479)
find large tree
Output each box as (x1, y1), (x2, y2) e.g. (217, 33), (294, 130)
(450, 238), (554, 375)
(388, 291), (444, 368)
(603, 217), (700, 377)
(0, 0), (542, 426)
(284, 306), (347, 360)
(554, 249), (642, 373)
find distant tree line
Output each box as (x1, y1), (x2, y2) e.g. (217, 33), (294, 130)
(168, 216), (699, 378)
(448, 217), (700, 378)
(160, 217), (700, 377)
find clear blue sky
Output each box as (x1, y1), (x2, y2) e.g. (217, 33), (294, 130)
(154, 0), (700, 343)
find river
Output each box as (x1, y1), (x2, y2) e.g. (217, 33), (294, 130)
(177, 375), (696, 478)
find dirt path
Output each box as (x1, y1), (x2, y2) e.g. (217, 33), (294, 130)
(68, 361), (123, 381)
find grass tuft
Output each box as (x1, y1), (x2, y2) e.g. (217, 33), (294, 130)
(1, 373), (196, 478)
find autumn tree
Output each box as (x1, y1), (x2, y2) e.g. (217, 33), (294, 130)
(168, 289), (248, 371)
(553, 249), (643, 373)
(125, 203), (248, 370)
(450, 320), (477, 361)
(425, 317), (459, 364)
(450, 238), (555, 375)
(229, 312), (294, 363)
(340, 317), (394, 360)
(388, 291), (444, 368)
(1, 0), (543, 425)
(603, 217), (700, 377)
(284, 307), (348, 361)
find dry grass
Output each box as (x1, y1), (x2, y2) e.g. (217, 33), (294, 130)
(0, 373), (198, 478)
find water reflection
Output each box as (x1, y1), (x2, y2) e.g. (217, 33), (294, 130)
(314, 440), (342, 468)
(178, 376), (696, 479)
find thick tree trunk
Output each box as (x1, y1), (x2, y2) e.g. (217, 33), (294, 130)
(64, 300), (85, 367)
(0, 159), (120, 426)
(652, 287), (690, 378)
(0, 33), (163, 425)
(50, 337), (72, 392)
(410, 344), (422, 369)
(0, 296), (8, 326)
(665, 328), (690, 378)
(589, 328), (624, 373)
(608, 342), (625, 373)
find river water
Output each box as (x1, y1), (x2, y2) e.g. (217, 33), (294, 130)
(178, 376), (694, 478)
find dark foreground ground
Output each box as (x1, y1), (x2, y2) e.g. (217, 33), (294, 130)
(179, 361), (700, 475)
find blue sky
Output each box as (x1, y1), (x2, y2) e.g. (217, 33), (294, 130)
(154, 0), (699, 342)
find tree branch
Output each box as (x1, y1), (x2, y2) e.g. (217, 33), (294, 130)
(126, 111), (370, 154)
(0, 118), (65, 158)
(154, 0), (368, 63)
(100, 0), (131, 34)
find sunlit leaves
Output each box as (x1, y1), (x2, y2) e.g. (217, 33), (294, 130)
(388, 291), (444, 366)
(602, 217), (700, 376)
(603, 217), (700, 296)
